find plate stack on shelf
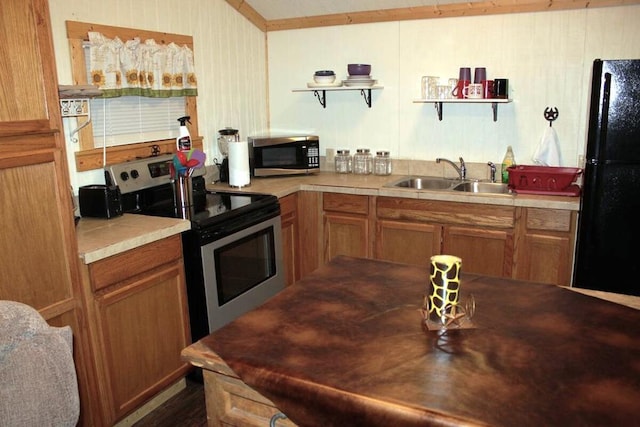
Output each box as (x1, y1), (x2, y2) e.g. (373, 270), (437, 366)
(307, 70), (342, 88)
(344, 63), (377, 87)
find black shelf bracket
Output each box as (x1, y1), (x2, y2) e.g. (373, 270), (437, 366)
(431, 101), (501, 121)
(360, 89), (372, 108)
(434, 102), (443, 121)
(313, 90), (327, 108)
(492, 102), (498, 122)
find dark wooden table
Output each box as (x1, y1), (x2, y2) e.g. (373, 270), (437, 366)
(184, 256), (640, 426)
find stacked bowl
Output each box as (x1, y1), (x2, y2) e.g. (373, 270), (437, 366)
(309, 70), (342, 87)
(344, 64), (376, 87)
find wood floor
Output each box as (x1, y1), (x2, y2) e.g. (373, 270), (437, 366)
(133, 378), (207, 427)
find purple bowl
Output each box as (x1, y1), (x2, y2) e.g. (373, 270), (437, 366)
(348, 64), (371, 76)
(314, 70), (335, 76)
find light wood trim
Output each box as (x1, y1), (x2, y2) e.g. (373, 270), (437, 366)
(65, 21), (200, 170)
(264, 0), (640, 31)
(66, 21), (193, 47)
(225, 0), (268, 32)
(74, 136), (203, 172)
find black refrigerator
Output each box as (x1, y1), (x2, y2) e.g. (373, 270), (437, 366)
(574, 59), (640, 296)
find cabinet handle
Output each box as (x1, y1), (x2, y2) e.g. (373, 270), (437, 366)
(270, 412), (288, 426)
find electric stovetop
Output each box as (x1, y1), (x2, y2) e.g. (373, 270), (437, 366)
(189, 191), (279, 230)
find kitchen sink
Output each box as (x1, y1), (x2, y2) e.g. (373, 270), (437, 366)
(452, 181), (511, 194)
(384, 176), (458, 190)
(385, 176), (512, 195)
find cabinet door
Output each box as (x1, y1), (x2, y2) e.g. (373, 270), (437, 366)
(280, 193), (299, 286)
(0, 155), (75, 310)
(324, 212), (369, 262)
(513, 208), (576, 286)
(517, 233), (572, 285)
(93, 261), (191, 421)
(376, 219), (441, 267)
(0, 0), (60, 138)
(443, 225), (513, 277)
(323, 193), (371, 263)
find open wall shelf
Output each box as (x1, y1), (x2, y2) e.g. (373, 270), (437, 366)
(413, 98), (512, 121)
(293, 86), (383, 108)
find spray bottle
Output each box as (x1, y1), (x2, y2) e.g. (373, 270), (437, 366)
(176, 116), (192, 151)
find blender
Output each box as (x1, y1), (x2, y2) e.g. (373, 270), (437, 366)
(216, 127), (239, 183)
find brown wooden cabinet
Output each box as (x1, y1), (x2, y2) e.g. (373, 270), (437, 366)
(376, 197), (515, 277)
(80, 235), (192, 424)
(513, 207), (577, 286)
(323, 193), (374, 263)
(0, 0), (98, 424)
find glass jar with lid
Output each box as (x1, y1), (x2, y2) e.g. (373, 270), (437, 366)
(335, 149), (352, 174)
(354, 148), (373, 175)
(374, 151), (392, 175)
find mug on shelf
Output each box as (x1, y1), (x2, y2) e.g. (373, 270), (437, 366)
(463, 83), (483, 99)
(494, 78), (509, 99)
(481, 80), (494, 98)
(451, 79), (471, 99)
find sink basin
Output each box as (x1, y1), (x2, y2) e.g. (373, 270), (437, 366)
(452, 181), (511, 194)
(385, 176), (458, 190)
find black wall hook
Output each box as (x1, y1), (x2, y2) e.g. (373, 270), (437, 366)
(544, 107), (559, 126)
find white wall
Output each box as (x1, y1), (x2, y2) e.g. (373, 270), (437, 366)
(48, 0), (268, 190)
(267, 6), (640, 168)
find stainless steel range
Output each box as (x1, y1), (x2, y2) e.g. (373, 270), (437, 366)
(106, 155), (285, 343)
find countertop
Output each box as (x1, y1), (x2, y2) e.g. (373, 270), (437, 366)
(184, 256), (640, 427)
(206, 172), (581, 211)
(76, 214), (191, 264)
(76, 172), (579, 264)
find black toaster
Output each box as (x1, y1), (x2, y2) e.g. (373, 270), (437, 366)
(78, 185), (122, 219)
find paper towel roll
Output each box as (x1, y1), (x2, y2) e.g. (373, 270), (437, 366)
(228, 140), (251, 188)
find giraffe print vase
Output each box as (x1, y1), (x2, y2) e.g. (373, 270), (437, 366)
(423, 255), (474, 330)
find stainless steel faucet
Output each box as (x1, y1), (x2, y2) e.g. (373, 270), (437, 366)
(436, 157), (466, 180)
(487, 162), (497, 183)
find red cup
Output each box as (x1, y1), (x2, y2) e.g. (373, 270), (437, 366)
(481, 80), (494, 99)
(452, 79), (471, 99)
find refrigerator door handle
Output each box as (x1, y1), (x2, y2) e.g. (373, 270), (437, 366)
(596, 72), (612, 159)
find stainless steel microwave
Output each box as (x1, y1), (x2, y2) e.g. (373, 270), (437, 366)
(248, 134), (320, 177)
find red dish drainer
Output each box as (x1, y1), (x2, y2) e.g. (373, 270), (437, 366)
(507, 165), (583, 196)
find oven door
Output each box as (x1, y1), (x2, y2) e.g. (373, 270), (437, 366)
(201, 215), (284, 332)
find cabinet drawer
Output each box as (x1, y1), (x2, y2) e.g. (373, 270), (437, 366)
(525, 208), (572, 232)
(205, 371), (297, 426)
(89, 235), (182, 291)
(324, 193), (368, 215)
(377, 197), (514, 229)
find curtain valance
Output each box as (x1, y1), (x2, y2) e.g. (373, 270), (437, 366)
(88, 32), (197, 98)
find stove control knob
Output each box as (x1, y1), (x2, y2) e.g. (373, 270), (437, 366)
(120, 172), (129, 181)
(131, 169), (139, 179)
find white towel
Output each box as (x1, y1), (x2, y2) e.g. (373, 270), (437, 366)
(533, 126), (561, 166)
